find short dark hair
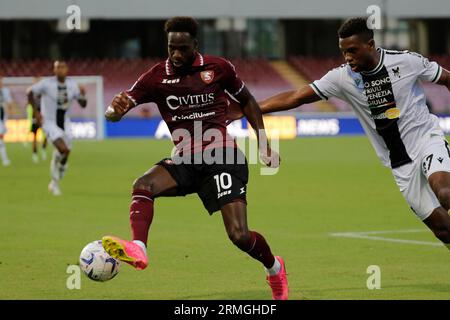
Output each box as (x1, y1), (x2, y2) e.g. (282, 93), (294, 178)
(338, 17), (374, 41)
(164, 17), (199, 38)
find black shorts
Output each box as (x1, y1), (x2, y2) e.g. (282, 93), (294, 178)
(157, 147), (249, 214)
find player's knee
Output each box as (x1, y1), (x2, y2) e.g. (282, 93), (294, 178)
(59, 147), (70, 157)
(132, 176), (154, 193)
(228, 228), (251, 249)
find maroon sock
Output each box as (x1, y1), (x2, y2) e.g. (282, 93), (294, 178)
(245, 231), (276, 268)
(130, 189), (154, 245)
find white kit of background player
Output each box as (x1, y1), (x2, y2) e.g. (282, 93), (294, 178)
(29, 68), (87, 196)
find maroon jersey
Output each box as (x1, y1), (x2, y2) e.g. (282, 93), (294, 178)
(126, 52), (245, 154)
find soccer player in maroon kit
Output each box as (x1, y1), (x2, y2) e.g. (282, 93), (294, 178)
(102, 17), (289, 300)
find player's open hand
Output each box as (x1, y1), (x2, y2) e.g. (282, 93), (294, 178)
(260, 146), (281, 168)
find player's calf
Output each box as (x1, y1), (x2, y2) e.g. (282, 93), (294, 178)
(129, 188), (154, 245)
(223, 221), (289, 300)
(50, 149), (70, 181)
(226, 227), (252, 250)
(59, 148), (70, 165)
(53, 138), (70, 164)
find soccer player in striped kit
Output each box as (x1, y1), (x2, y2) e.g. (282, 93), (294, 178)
(28, 61), (87, 195)
(229, 17), (450, 251)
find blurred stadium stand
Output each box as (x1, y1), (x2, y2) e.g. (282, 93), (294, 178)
(2, 54), (450, 115)
(1, 0), (449, 116)
(0, 58), (295, 117)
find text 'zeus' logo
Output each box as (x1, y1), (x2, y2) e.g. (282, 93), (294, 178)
(166, 93), (215, 110)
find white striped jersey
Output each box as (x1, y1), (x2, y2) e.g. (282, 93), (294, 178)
(311, 48), (444, 168)
(30, 77), (81, 129)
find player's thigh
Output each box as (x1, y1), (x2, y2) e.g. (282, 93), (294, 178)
(43, 123), (68, 150)
(392, 161), (440, 221)
(134, 164), (179, 197)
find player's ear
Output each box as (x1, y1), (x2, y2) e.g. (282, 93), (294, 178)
(367, 38), (375, 50)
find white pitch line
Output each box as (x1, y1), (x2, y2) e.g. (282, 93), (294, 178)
(330, 229), (443, 247)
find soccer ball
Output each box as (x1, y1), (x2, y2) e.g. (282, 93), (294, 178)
(79, 240), (121, 282)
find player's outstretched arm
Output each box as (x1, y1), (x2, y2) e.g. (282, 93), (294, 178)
(235, 87), (280, 168)
(437, 68), (450, 92)
(259, 84), (321, 114)
(105, 91), (135, 122)
(226, 84), (321, 123)
(77, 85), (88, 108)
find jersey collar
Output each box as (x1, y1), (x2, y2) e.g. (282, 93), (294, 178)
(165, 52), (204, 76)
(360, 48), (385, 75)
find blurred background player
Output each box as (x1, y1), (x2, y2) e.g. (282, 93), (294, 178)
(28, 61), (87, 195)
(228, 17), (450, 250)
(26, 77), (48, 163)
(0, 75), (13, 166)
(102, 17), (288, 300)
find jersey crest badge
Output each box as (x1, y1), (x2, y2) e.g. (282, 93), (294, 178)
(200, 70), (215, 84)
(392, 67), (401, 78)
(353, 76), (364, 90)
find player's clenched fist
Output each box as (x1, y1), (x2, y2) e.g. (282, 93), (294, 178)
(105, 92), (135, 122)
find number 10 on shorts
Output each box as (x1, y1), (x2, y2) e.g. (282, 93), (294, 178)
(214, 173), (232, 199)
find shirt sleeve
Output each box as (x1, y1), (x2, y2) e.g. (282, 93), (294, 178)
(125, 68), (155, 106)
(407, 52), (442, 84)
(30, 79), (47, 96)
(72, 81), (81, 99)
(219, 59), (245, 99)
(309, 67), (342, 100)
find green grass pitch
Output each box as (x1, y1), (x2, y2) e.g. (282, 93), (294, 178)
(1, 137), (449, 299)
